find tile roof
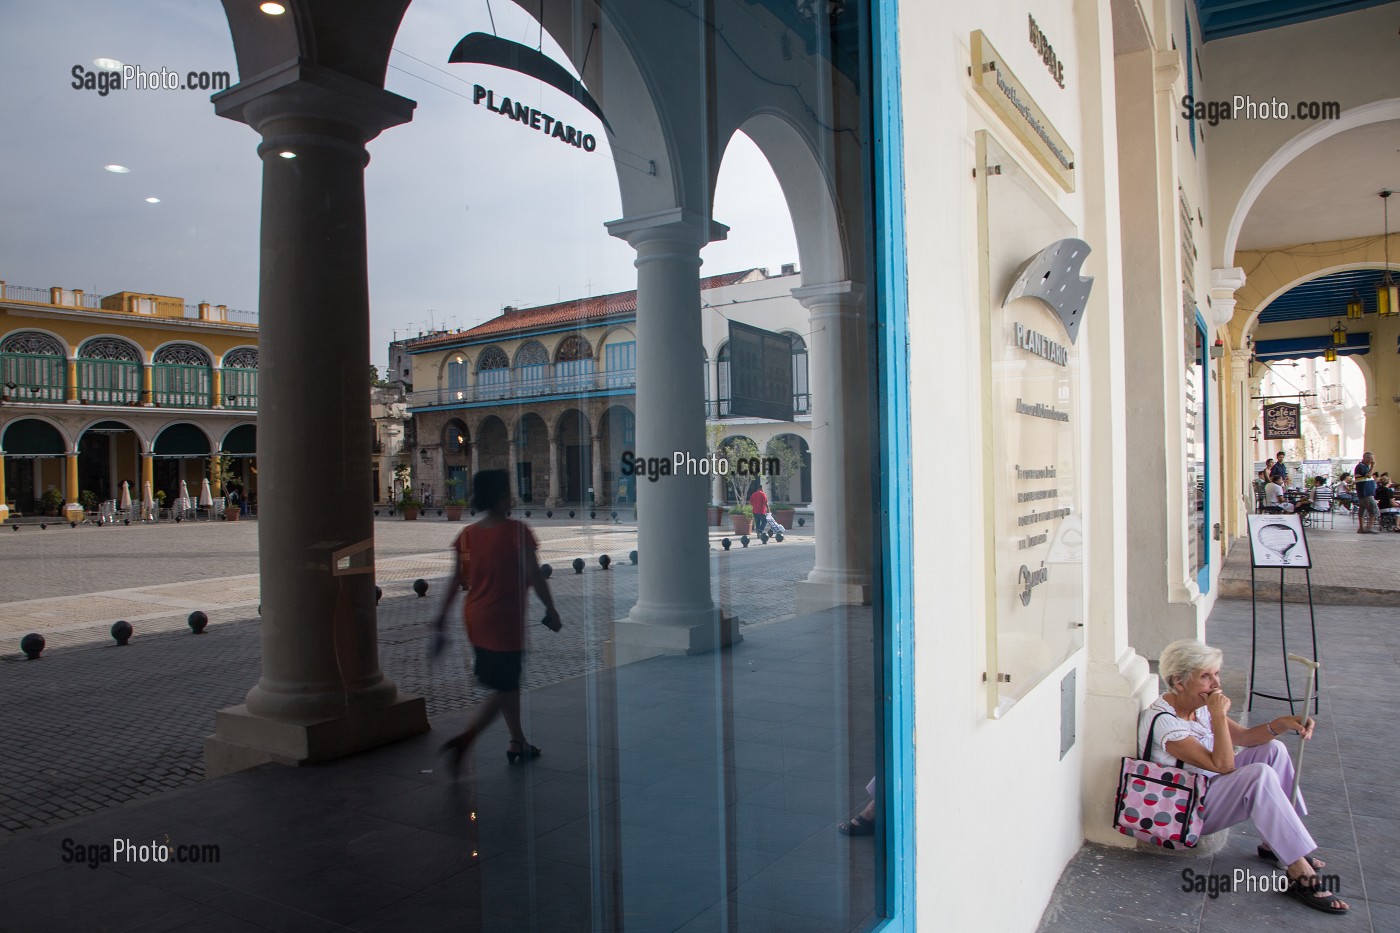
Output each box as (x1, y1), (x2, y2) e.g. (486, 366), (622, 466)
(406, 269), (762, 350)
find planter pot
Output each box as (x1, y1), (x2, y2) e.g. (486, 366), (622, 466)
(730, 515), (751, 535)
(772, 509), (795, 529)
(445, 506), (464, 521)
(402, 507), (420, 521)
(707, 506), (725, 527)
(225, 510), (239, 522)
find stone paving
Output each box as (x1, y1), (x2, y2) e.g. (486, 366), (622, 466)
(0, 520), (815, 835)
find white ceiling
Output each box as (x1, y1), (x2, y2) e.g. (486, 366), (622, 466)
(1236, 119), (1400, 251)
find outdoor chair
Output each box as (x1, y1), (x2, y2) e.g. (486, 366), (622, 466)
(1305, 488), (1335, 529)
(1382, 510), (1398, 532)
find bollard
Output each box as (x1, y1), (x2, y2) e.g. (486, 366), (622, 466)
(599, 554), (611, 570)
(540, 563), (553, 579)
(629, 550), (638, 565)
(721, 538), (731, 551)
(111, 621), (133, 646)
(413, 579), (429, 597)
(741, 535), (750, 548)
(375, 585), (383, 605)
(20, 633), (45, 659)
(572, 558), (585, 574)
(187, 611), (208, 634)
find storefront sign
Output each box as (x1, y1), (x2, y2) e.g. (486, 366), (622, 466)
(471, 85), (598, 153)
(970, 30), (1075, 192)
(1027, 15), (1066, 88)
(1262, 402), (1301, 439)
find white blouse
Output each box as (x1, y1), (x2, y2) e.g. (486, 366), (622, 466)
(1137, 697), (1219, 777)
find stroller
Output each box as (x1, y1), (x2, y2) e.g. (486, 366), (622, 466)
(755, 511), (785, 537)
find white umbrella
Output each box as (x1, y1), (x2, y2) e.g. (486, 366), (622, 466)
(179, 480), (190, 503)
(199, 477), (213, 508)
(142, 481), (154, 519)
(118, 481), (131, 511)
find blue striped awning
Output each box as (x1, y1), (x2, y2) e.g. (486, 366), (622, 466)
(1195, 0), (1395, 42)
(1254, 333), (1370, 360)
(1257, 269), (1391, 324)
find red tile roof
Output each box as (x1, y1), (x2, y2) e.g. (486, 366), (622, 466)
(406, 269), (762, 350)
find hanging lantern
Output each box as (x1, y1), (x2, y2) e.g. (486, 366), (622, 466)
(1379, 190), (1398, 318)
(1346, 290), (1364, 320)
(1330, 320), (1346, 346)
(1324, 347), (1337, 363)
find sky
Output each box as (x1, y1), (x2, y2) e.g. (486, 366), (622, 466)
(0, 0), (799, 369)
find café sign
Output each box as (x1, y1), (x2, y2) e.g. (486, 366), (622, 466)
(1262, 402), (1301, 439)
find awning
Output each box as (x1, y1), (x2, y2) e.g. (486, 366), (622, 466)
(153, 422), (212, 457)
(1, 419), (65, 456)
(1254, 333), (1369, 361)
(220, 423), (257, 456)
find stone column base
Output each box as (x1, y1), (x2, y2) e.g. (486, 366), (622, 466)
(795, 579), (872, 613)
(1082, 650), (1158, 847)
(612, 609), (741, 664)
(0, 505), (8, 523)
(203, 694), (428, 779)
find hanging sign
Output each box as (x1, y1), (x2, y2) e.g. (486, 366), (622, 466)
(1262, 402), (1301, 439)
(727, 321), (794, 422)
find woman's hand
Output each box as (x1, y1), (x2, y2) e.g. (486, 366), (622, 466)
(1206, 690), (1232, 719)
(542, 608), (562, 632)
(1275, 715), (1315, 739)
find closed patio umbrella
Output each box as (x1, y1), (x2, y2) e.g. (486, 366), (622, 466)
(179, 479), (190, 503)
(199, 477), (214, 511)
(118, 481), (131, 511)
(142, 481), (154, 519)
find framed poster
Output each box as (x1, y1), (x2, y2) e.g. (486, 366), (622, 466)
(1246, 513), (1311, 569)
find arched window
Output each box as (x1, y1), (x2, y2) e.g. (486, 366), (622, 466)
(514, 341), (549, 391)
(152, 343), (212, 407)
(78, 338), (142, 405)
(716, 342), (731, 417)
(221, 348), (259, 411)
(555, 335), (595, 392)
(443, 419), (468, 453)
(1, 331), (66, 402)
(790, 334), (810, 414)
(478, 346), (510, 396)
(604, 338), (636, 389)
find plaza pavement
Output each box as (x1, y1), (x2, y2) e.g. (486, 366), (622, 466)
(1039, 521), (1400, 933)
(0, 515), (881, 932)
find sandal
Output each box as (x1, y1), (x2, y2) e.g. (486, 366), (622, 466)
(837, 814), (875, 836)
(506, 740), (541, 764)
(1258, 845), (1324, 870)
(1283, 876), (1348, 914)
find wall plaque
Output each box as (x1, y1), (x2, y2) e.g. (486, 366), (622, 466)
(970, 30), (1075, 192)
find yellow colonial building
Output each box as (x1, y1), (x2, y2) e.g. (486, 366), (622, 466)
(0, 278), (258, 522)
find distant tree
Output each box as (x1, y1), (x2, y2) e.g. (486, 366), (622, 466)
(371, 364), (391, 388)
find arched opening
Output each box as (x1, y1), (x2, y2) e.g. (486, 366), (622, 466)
(514, 413), (549, 502)
(77, 420), (142, 503)
(1, 417), (67, 514)
(554, 334), (595, 393)
(514, 341), (549, 393)
(77, 337), (143, 405)
(554, 408), (593, 503)
(1, 331), (67, 403)
(221, 347), (259, 411)
(152, 422), (213, 503)
(442, 418), (470, 501)
(477, 346), (510, 399)
(220, 424), (258, 510)
(152, 343), (214, 408)
(475, 415), (510, 480)
(599, 405), (636, 504)
(769, 432), (811, 504)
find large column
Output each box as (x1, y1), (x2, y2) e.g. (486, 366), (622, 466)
(203, 62), (426, 777)
(62, 452), (82, 522)
(792, 282), (873, 611)
(141, 365), (153, 406)
(211, 368), (224, 409)
(65, 359), (78, 403)
(547, 431), (560, 506)
(591, 433), (604, 505)
(210, 455), (223, 497)
(606, 208), (738, 654)
(469, 441), (479, 487)
(507, 437), (519, 508)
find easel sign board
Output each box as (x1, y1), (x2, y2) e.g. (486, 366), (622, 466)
(1247, 514), (1312, 569)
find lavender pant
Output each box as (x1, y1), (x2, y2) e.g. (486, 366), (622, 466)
(1201, 740), (1315, 865)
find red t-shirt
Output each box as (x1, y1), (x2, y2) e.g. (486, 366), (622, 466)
(749, 489), (768, 516)
(454, 519), (537, 652)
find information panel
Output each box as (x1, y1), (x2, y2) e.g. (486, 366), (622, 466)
(727, 320), (794, 421)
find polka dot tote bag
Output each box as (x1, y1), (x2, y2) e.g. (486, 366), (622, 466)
(1113, 712), (1210, 849)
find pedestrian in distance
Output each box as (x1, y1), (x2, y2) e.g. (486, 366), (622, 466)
(430, 469), (562, 778)
(1354, 452), (1380, 534)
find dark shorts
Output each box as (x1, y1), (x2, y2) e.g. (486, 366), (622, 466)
(473, 646), (523, 693)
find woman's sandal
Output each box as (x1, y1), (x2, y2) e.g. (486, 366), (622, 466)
(506, 741), (541, 764)
(1257, 845), (1324, 870)
(1283, 876), (1348, 914)
(837, 814), (875, 837)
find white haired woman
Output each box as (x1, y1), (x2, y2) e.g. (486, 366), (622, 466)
(1142, 639), (1347, 914)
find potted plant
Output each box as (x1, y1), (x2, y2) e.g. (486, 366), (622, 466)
(707, 502), (725, 527)
(770, 502), (796, 529)
(729, 503), (752, 535)
(155, 490), (167, 516)
(79, 489), (98, 515)
(443, 477), (466, 520)
(41, 487), (64, 517)
(399, 490), (422, 521)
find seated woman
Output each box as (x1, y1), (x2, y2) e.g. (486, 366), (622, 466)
(1141, 639), (1347, 914)
(1263, 476), (1294, 513)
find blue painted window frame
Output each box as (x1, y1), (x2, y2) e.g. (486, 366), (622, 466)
(872, 0), (914, 928)
(1194, 311), (1211, 594)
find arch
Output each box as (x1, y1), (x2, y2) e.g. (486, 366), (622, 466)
(599, 404), (636, 503)
(477, 346), (510, 372)
(78, 418), (147, 446)
(725, 112), (851, 286)
(1241, 262), (1392, 337)
(222, 347), (259, 368)
(515, 412), (550, 503)
(1, 417), (69, 455)
(597, 325), (637, 351)
(78, 337), (141, 361)
(1222, 99), (1400, 267)
(553, 407), (594, 502)
(554, 334), (595, 391)
(514, 341), (550, 367)
(439, 351), (470, 391)
(153, 422), (213, 457)
(153, 342), (213, 366)
(717, 432), (761, 501)
(553, 334), (593, 363)
(514, 341), (550, 393)
(768, 432), (811, 504)
(1, 330), (66, 356)
(220, 423), (257, 455)
(442, 418), (469, 453)
(474, 414), (510, 478)
(716, 341), (732, 417)
(786, 331), (810, 415)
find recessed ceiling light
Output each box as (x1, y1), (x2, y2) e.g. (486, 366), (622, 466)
(278, 150), (296, 159)
(260, 2), (286, 14)
(104, 164), (130, 173)
(93, 58), (123, 72)
(145, 197), (161, 204)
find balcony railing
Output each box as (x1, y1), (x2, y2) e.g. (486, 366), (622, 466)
(220, 367), (258, 410)
(1, 353), (258, 409)
(409, 369), (637, 408)
(0, 353), (66, 402)
(152, 363), (211, 408)
(705, 393), (811, 419)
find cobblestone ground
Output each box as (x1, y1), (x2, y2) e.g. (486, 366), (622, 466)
(0, 518), (814, 835)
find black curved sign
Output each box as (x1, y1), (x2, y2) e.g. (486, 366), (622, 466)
(448, 33), (612, 135)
